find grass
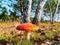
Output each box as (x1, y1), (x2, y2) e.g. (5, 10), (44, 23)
(0, 22), (60, 45)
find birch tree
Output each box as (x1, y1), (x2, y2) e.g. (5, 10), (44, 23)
(50, 0), (59, 24)
(22, 0), (32, 23)
(32, 0), (47, 26)
(45, 0), (59, 24)
(19, 0), (26, 16)
(53, 0), (60, 23)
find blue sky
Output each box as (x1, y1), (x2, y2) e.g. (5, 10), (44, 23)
(0, 0), (18, 15)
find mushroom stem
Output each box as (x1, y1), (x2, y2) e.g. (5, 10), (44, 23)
(27, 32), (31, 40)
(26, 32), (31, 40)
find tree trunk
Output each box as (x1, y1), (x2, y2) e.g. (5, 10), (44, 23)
(22, 0), (32, 23)
(50, 13), (54, 24)
(19, 0), (24, 23)
(32, 0), (47, 26)
(19, 0), (24, 16)
(50, 0), (59, 24)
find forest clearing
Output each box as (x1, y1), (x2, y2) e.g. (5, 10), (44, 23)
(0, 22), (60, 45)
(0, 0), (60, 45)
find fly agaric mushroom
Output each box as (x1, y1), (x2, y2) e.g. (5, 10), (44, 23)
(16, 23), (39, 40)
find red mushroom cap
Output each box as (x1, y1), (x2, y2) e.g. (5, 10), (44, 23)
(16, 23), (39, 32)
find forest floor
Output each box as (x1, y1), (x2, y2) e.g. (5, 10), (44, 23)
(0, 22), (60, 45)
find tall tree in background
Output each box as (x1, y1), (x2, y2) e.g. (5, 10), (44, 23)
(1, 7), (9, 21)
(10, 1), (20, 21)
(32, 0), (47, 26)
(45, 0), (60, 24)
(19, 0), (32, 23)
(52, 0), (59, 23)
(0, 0), (19, 21)
(19, 0), (25, 16)
(19, 0), (26, 23)
(23, 0), (32, 23)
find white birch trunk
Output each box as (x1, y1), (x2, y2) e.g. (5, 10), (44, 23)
(32, 0), (47, 25)
(51, 0), (59, 24)
(53, 0), (59, 22)
(23, 0), (32, 23)
(50, 13), (54, 24)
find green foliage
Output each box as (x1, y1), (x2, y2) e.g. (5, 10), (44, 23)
(0, 15), (10, 21)
(45, 0), (58, 13)
(52, 41), (60, 45)
(0, 7), (11, 21)
(32, 0), (38, 4)
(0, 34), (21, 45)
(0, 35), (4, 41)
(45, 31), (56, 39)
(0, 0), (20, 22)
(32, 34), (40, 40)
(21, 39), (33, 45)
(31, 33), (46, 41)
(57, 30), (60, 33)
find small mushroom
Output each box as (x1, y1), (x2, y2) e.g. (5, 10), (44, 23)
(16, 23), (39, 40)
